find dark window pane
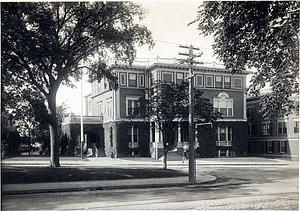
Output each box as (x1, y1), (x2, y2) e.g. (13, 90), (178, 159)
(129, 74), (137, 87)
(163, 73), (173, 83)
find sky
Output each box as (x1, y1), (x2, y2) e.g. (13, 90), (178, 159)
(56, 1), (221, 114)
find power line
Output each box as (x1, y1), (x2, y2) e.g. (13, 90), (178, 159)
(154, 39), (213, 50)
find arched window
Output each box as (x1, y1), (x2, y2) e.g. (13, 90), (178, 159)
(213, 92), (233, 116)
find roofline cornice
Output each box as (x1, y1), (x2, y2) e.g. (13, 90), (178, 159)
(147, 63), (250, 75)
(109, 63), (250, 75)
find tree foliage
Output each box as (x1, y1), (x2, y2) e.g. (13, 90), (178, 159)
(135, 81), (220, 168)
(193, 1), (299, 119)
(1, 2), (153, 167)
(2, 84), (69, 155)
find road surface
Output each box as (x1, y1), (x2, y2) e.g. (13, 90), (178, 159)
(2, 163), (298, 210)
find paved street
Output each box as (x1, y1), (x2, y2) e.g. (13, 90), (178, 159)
(2, 160), (298, 210)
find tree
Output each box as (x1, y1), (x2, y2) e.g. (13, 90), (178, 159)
(192, 1), (299, 119)
(1, 2), (153, 167)
(2, 84), (70, 155)
(135, 81), (219, 169)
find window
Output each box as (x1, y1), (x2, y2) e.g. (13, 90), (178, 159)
(294, 120), (299, 133)
(215, 76), (223, 88)
(196, 75), (203, 87)
(280, 141), (287, 153)
(107, 99), (112, 117)
(129, 73), (137, 87)
(92, 81), (96, 94)
(97, 81), (101, 93)
(120, 73), (127, 86)
(162, 72), (173, 83)
(247, 107), (254, 119)
(267, 141), (273, 153)
(224, 76), (231, 89)
(217, 125), (232, 146)
(206, 75), (214, 87)
(149, 74), (153, 86)
(139, 74), (145, 87)
(126, 96), (140, 116)
(262, 121), (271, 135)
(213, 92), (233, 116)
(219, 150), (227, 157)
(277, 120), (287, 134)
(128, 126), (139, 148)
(176, 72), (184, 84)
(97, 102), (103, 116)
(234, 77), (242, 89)
(248, 123), (255, 135)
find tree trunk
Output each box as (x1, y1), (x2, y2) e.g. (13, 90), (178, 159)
(163, 150), (167, 169)
(48, 91), (60, 167)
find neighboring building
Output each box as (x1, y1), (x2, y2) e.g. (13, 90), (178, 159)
(247, 94), (299, 160)
(63, 61), (249, 158)
(1, 112), (21, 157)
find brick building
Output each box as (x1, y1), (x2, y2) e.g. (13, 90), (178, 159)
(247, 93), (299, 160)
(63, 62), (249, 158)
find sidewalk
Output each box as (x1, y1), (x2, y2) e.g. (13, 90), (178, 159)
(1, 155), (293, 167)
(2, 156), (296, 195)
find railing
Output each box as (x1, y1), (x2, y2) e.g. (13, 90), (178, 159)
(128, 142), (139, 148)
(132, 56), (225, 68)
(63, 114), (103, 124)
(216, 141), (232, 147)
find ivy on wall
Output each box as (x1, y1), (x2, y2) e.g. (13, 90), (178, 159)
(196, 124), (218, 157)
(114, 122), (131, 157)
(114, 121), (150, 157)
(196, 121), (248, 157)
(215, 121), (248, 156)
(230, 121), (248, 156)
(103, 122), (117, 158)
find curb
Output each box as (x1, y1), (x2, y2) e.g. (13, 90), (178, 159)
(2, 175), (217, 195)
(1, 162), (290, 167)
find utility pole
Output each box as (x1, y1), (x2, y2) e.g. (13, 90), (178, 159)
(80, 62), (86, 159)
(80, 71), (84, 159)
(179, 44), (202, 184)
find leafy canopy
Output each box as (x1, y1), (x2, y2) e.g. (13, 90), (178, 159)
(192, 1), (299, 118)
(2, 2), (154, 99)
(136, 81), (220, 150)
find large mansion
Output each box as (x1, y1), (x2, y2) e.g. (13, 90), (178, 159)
(63, 62), (249, 159)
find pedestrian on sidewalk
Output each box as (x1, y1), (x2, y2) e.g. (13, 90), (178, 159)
(182, 148), (187, 163)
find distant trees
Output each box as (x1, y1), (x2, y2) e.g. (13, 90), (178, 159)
(135, 81), (219, 169)
(192, 1), (299, 118)
(2, 2), (153, 167)
(2, 85), (70, 156)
